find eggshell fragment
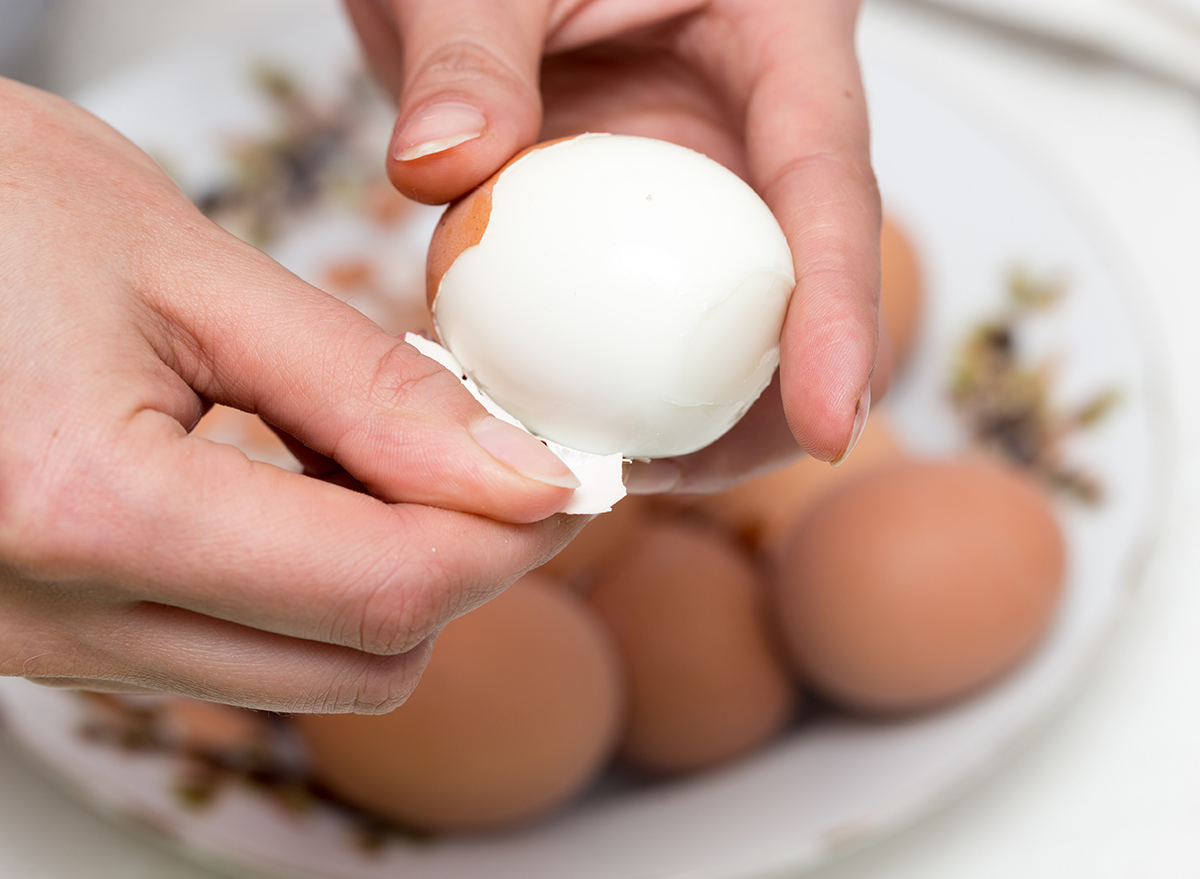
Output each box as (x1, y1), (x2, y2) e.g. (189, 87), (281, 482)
(427, 133), (796, 459)
(293, 573), (624, 833)
(587, 522), (796, 775)
(404, 332), (626, 513)
(773, 457), (1066, 714)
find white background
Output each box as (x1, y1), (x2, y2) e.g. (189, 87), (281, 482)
(2, 1), (1200, 876)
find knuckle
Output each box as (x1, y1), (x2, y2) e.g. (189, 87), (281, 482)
(417, 37), (531, 95)
(356, 589), (430, 656)
(322, 339), (482, 491)
(329, 337), (466, 463)
(318, 647), (430, 715)
(367, 338), (458, 411)
(324, 509), (551, 657)
(341, 552), (454, 656)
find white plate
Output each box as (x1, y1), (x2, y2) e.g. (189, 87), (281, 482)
(1146, 0), (1200, 29)
(0, 6), (1167, 879)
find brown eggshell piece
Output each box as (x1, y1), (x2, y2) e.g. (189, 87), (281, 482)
(687, 414), (906, 556)
(773, 457), (1066, 714)
(880, 215), (924, 371)
(425, 136), (579, 309)
(293, 572), (624, 833)
(587, 521), (796, 775)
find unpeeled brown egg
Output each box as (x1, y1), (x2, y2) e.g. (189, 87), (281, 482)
(294, 573), (624, 833)
(773, 457), (1066, 714)
(587, 521), (796, 775)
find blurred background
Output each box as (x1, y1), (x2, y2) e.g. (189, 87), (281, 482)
(2, 1), (1200, 877)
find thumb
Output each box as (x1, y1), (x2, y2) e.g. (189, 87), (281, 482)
(154, 223), (579, 525)
(381, 0), (549, 204)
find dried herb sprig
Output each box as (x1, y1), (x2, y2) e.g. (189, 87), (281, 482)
(949, 268), (1120, 504)
(75, 692), (431, 848)
(196, 64), (383, 245)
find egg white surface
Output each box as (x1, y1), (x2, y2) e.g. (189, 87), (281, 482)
(433, 134), (795, 458)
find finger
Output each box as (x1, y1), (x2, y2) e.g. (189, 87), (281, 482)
(27, 679), (161, 695)
(11, 601), (436, 715)
(8, 408), (584, 658)
(265, 423), (371, 492)
(147, 221), (578, 524)
(705, 0), (881, 462)
(625, 372), (803, 495)
(382, 0), (550, 203)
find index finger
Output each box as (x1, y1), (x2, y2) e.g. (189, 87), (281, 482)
(706, 0), (881, 462)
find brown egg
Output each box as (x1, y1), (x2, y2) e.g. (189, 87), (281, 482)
(294, 573), (623, 833)
(587, 522), (795, 775)
(687, 414), (906, 557)
(535, 494), (653, 590)
(880, 215), (924, 371)
(774, 457), (1065, 714)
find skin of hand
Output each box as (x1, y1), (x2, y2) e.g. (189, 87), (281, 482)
(0, 76), (587, 714)
(345, 0), (885, 494)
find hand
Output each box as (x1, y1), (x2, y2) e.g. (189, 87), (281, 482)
(0, 77), (583, 713)
(346, 0), (882, 493)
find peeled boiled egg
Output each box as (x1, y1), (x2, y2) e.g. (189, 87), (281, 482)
(427, 133), (796, 459)
(587, 521), (795, 775)
(773, 457), (1065, 714)
(293, 573), (623, 833)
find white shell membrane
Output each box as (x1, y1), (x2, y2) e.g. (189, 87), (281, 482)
(434, 134), (796, 458)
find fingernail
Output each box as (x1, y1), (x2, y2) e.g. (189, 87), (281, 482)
(471, 416), (580, 489)
(831, 384), (871, 467)
(625, 458), (683, 495)
(393, 103), (486, 161)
